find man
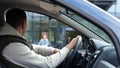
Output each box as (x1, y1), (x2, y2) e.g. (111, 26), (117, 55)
(0, 8), (79, 68)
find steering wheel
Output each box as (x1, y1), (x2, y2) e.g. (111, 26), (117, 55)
(65, 37), (82, 68)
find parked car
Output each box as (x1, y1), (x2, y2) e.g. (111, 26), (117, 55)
(0, 0), (120, 68)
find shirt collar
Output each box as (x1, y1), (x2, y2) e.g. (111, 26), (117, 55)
(0, 23), (24, 38)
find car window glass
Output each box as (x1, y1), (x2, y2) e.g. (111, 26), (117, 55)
(60, 8), (112, 44)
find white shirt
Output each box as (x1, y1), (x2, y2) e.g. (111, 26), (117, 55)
(38, 39), (49, 46)
(0, 23), (69, 68)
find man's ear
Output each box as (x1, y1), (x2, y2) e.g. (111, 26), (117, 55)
(21, 20), (27, 35)
(22, 21), (26, 29)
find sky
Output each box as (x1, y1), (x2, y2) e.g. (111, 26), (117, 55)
(108, 0), (120, 12)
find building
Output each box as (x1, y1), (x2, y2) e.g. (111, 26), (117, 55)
(88, 0), (120, 19)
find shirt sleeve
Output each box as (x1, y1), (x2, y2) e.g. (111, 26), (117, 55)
(46, 39), (49, 46)
(38, 39), (42, 45)
(32, 44), (55, 56)
(2, 43), (69, 68)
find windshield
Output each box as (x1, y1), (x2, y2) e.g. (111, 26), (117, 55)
(60, 8), (112, 44)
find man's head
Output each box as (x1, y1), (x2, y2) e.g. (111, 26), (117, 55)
(6, 8), (27, 35)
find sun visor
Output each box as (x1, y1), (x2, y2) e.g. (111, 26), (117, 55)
(39, 1), (61, 14)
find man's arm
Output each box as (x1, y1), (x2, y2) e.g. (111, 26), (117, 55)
(65, 36), (80, 50)
(32, 44), (56, 56)
(32, 36), (79, 56)
(2, 43), (69, 68)
(2, 36), (79, 68)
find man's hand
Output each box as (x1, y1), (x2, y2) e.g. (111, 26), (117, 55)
(66, 36), (80, 50)
(54, 48), (60, 54)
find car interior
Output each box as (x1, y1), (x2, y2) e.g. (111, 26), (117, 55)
(0, 0), (120, 68)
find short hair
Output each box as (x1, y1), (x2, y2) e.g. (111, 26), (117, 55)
(6, 8), (26, 28)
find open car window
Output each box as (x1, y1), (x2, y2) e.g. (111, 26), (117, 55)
(25, 11), (80, 48)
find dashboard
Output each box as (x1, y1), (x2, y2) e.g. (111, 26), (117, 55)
(77, 38), (119, 68)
